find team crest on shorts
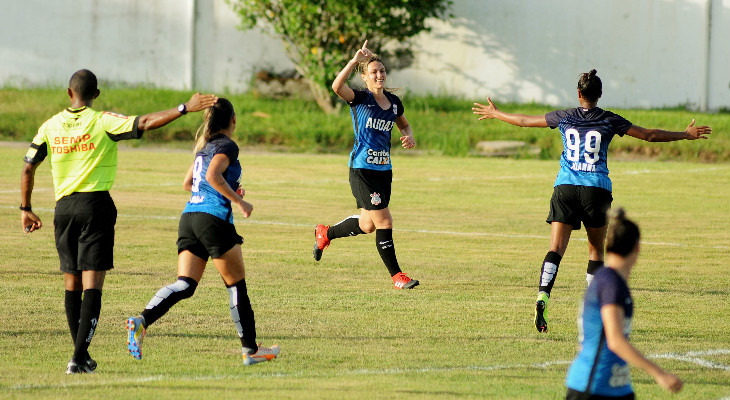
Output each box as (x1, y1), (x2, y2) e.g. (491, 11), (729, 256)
(370, 192), (381, 205)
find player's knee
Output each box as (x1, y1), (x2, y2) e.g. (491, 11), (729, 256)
(170, 276), (198, 299)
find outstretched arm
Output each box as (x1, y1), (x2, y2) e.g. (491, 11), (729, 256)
(602, 304), (683, 393)
(626, 119), (711, 142)
(472, 98), (548, 127)
(137, 93), (218, 132)
(332, 40), (373, 103)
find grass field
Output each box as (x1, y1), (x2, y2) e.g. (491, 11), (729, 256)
(0, 143), (728, 399)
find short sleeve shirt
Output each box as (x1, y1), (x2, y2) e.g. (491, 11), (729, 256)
(182, 134), (242, 224)
(24, 107), (140, 200)
(545, 107), (632, 192)
(566, 267), (634, 397)
(347, 89), (404, 171)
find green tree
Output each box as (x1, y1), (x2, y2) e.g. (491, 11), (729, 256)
(228, 0), (452, 113)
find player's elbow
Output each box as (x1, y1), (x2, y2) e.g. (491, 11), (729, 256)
(605, 336), (629, 354)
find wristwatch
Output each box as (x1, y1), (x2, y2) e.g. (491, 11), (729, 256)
(177, 103), (187, 115)
(19, 205), (32, 211)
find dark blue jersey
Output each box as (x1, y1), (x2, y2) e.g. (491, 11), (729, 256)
(566, 267), (634, 397)
(546, 108), (632, 192)
(347, 89), (404, 170)
(182, 134), (242, 224)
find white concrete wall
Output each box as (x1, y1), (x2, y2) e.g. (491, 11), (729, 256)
(1, 0), (728, 110)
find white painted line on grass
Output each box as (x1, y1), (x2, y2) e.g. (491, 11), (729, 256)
(9, 348), (730, 391)
(3, 205), (728, 250)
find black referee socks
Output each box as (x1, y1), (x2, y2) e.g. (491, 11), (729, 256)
(64, 290), (82, 346)
(72, 289), (101, 364)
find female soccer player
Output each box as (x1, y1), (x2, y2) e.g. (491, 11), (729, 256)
(565, 208), (683, 398)
(313, 40), (419, 289)
(126, 98), (279, 366)
(472, 69), (711, 332)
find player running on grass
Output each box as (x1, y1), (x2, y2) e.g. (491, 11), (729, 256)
(126, 98), (279, 366)
(565, 208), (683, 398)
(313, 40), (419, 289)
(21, 69), (217, 374)
(472, 69), (711, 333)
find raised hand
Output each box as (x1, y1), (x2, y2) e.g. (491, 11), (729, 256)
(186, 93), (219, 113)
(685, 119), (712, 140)
(353, 40), (373, 63)
(472, 97), (499, 120)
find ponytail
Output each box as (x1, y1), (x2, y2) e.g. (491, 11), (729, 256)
(193, 97), (235, 153)
(606, 207), (640, 256)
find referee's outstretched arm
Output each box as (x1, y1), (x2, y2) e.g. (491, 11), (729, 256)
(137, 93), (217, 132)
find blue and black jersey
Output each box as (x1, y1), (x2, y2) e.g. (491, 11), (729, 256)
(566, 267), (634, 397)
(182, 134), (242, 224)
(546, 108), (632, 192)
(347, 89), (404, 171)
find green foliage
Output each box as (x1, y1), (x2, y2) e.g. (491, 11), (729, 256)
(227, 0), (452, 111)
(2, 88), (728, 162)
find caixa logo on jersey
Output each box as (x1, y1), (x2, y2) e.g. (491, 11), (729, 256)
(366, 148), (390, 165)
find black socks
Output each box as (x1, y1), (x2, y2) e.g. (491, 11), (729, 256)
(328, 216), (364, 240)
(64, 290), (82, 345)
(72, 289), (101, 363)
(227, 278), (257, 353)
(538, 251), (562, 296)
(141, 276), (198, 327)
(376, 229), (402, 277)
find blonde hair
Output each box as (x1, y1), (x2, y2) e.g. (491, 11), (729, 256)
(356, 55), (400, 93)
(193, 97), (234, 153)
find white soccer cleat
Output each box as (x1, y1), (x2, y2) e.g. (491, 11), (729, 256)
(243, 344), (280, 366)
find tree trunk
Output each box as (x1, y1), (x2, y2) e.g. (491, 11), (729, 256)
(306, 79), (341, 114)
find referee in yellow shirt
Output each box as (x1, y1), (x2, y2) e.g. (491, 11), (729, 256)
(20, 69), (217, 374)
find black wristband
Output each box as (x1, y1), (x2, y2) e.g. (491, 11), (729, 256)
(19, 205), (32, 211)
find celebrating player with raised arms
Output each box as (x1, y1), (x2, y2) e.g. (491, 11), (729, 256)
(565, 208), (683, 399)
(312, 40), (419, 289)
(472, 69), (711, 333)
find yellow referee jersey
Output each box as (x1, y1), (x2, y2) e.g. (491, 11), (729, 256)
(24, 106), (141, 200)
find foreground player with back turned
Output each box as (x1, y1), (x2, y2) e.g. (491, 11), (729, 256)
(565, 208), (683, 399)
(472, 69), (711, 333)
(126, 98), (279, 366)
(313, 40), (418, 289)
(20, 69), (217, 374)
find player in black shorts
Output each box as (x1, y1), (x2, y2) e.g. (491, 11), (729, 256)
(125, 98), (279, 366)
(472, 69), (711, 332)
(20, 69), (216, 373)
(313, 40), (419, 289)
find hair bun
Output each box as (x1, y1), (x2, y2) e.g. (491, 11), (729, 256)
(588, 69), (597, 78)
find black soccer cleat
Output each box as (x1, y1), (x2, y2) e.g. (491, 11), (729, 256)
(534, 300), (548, 333)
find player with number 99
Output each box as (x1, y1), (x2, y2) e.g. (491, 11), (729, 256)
(472, 69), (711, 334)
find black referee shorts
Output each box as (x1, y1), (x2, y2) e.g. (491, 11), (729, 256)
(547, 184), (613, 230)
(54, 191), (117, 274)
(177, 212), (243, 260)
(349, 168), (392, 210)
